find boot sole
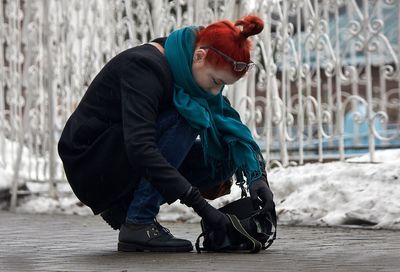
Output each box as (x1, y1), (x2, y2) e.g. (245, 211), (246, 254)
(118, 242), (193, 252)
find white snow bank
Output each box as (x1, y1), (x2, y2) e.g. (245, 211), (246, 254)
(269, 152), (400, 229)
(15, 195), (92, 216)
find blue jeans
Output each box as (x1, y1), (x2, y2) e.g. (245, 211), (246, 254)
(126, 109), (235, 224)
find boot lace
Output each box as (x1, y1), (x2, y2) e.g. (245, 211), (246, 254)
(154, 219), (172, 236)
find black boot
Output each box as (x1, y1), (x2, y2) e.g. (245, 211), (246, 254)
(118, 220), (193, 252)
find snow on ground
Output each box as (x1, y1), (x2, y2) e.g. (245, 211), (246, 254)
(1, 144), (399, 229)
(0, 138), (92, 215)
(0, 138), (56, 190)
(268, 150), (400, 229)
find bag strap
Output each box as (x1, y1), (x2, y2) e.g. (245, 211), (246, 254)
(262, 207), (278, 250)
(227, 214), (262, 253)
(195, 231), (207, 253)
(235, 169), (247, 198)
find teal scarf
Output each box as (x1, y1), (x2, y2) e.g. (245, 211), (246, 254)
(164, 26), (263, 185)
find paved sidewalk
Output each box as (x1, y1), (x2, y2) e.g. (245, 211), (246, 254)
(0, 211), (399, 272)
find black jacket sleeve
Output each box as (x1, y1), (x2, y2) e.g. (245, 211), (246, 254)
(120, 57), (191, 204)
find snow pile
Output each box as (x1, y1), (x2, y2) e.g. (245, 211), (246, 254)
(15, 195), (92, 216)
(269, 152), (400, 229)
(0, 165), (12, 191)
(0, 138), (91, 215)
(0, 138), (56, 190)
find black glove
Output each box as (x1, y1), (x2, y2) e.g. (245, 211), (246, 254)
(180, 187), (230, 232)
(249, 178), (275, 212)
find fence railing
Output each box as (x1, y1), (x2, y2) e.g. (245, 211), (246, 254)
(236, 0), (400, 168)
(1, 0), (399, 209)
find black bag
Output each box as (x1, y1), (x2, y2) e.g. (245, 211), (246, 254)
(195, 196), (277, 253)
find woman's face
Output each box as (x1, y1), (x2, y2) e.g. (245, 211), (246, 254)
(192, 48), (239, 95)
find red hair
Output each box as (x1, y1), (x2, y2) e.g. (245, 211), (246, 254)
(195, 15), (264, 77)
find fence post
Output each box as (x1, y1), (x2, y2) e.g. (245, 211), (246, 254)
(43, 0), (57, 199)
(9, 0), (25, 212)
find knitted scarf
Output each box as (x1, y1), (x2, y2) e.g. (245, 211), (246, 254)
(164, 26), (263, 185)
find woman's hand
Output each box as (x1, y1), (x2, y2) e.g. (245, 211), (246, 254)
(181, 187), (230, 235)
(249, 178), (275, 211)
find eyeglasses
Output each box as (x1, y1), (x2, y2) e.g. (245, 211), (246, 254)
(200, 46), (255, 72)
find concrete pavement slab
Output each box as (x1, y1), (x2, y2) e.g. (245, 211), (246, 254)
(0, 211), (399, 272)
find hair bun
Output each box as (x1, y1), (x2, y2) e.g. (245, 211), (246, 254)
(234, 15), (264, 39)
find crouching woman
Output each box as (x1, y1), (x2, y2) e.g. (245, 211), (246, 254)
(58, 15), (275, 252)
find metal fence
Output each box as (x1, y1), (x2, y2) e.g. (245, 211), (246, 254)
(241, 0), (400, 168)
(1, 0), (399, 208)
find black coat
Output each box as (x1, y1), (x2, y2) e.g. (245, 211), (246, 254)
(58, 39), (192, 214)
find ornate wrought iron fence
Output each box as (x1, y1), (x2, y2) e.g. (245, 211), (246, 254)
(242, 0), (400, 168)
(1, 0), (399, 210)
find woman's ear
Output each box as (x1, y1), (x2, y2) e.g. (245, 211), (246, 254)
(193, 48), (207, 64)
